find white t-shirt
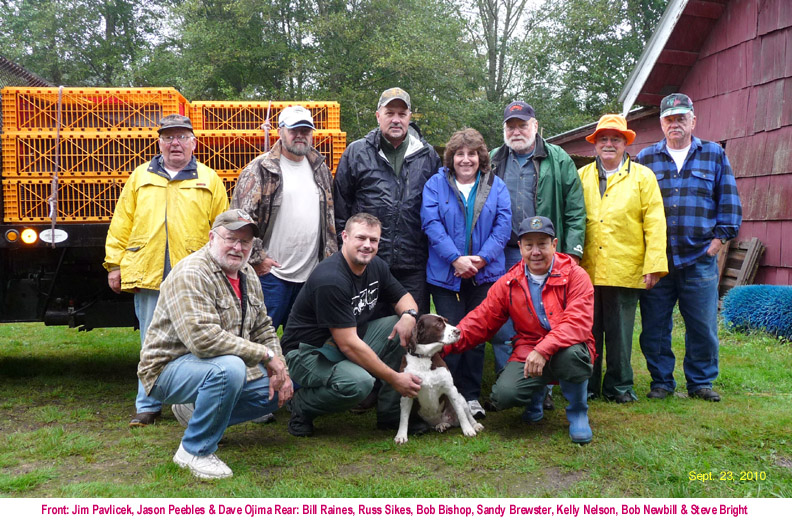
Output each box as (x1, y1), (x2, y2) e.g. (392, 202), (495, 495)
(262, 156), (321, 283)
(455, 179), (475, 200)
(666, 144), (691, 172)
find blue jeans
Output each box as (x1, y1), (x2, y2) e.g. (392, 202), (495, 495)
(134, 289), (162, 414)
(639, 254), (720, 393)
(259, 273), (304, 331)
(150, 354), (279, 456)
(430, 280), (492, 401)
(492, 246), (523, 372)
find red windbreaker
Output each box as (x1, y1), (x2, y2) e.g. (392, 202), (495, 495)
(444, 252), (596, 363)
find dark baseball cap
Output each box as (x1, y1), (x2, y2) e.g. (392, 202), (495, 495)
(212, 209), (259, 236)
(504, 101), (535, 123)
(158, 114), (193, 134)
(518, 216), (555, 238)
(660, 93), (694, 118)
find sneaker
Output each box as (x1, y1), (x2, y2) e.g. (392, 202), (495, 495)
(171, 403), (195, 428)
(173, 443), (232, 479)
(689, 388), (721, 402)
(128, 410), (161, 427)
(288, 410), (314, 437)
(646, 388), (671, 399)
(251, 413), (276, 424)
(467, 400), (486, 419)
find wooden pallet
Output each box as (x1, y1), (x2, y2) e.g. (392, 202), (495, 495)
(718, 238), (765, 298)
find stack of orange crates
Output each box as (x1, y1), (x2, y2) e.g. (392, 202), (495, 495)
(190, 101), (346, 199)
(1, 89), (346, 223)
(1, 87), (189, 223)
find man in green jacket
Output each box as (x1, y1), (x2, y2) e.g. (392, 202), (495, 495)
(489, 101), (586, 409)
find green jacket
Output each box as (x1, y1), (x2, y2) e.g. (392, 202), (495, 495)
(490, 137), (586, 258)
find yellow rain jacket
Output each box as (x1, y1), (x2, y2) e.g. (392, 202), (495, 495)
(578, 157), (668, 289)
(104, 156), (229, 291)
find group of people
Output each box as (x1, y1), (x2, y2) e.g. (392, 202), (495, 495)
(104, 89), (742, 479)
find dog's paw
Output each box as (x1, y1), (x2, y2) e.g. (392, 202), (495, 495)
(473, 422), (485, 432)
(461, 425), (478, 437)
(435, 422), (451, 433)
(394, 434), (408, 444)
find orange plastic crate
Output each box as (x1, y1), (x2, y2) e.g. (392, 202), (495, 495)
(2, 177), (127, 223)
(191, 101), (340, 131)
(193, 130), (346, 174)
(2, 132), (159, 177)
(1, 87), (189, 131)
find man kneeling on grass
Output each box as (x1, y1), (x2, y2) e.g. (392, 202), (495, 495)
(442, 216), (596, 443)
(137, 209), (293, 479)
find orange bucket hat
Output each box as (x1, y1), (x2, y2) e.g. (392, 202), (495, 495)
(585, 114), (636, 146)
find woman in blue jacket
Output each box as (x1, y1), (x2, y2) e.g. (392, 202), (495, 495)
(421, 128), (512, 418)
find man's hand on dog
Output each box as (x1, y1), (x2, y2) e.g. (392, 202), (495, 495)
(389, 313), (416, 347)
(390, 371), (422, 398)
(524, 350), (547, 378)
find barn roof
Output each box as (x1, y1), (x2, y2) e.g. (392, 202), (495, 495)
(618, 0), (728, 114)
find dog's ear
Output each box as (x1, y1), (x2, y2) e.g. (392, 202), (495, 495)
(407, 321), (419, 355)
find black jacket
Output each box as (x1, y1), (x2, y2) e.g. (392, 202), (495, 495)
(333, 123), (442, 270)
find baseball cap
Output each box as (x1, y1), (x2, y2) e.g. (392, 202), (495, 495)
(504, 101), (535, 123)
(158, 114), (193, 134)
(278, 105), (315, 129)
(212, 209), (259, 236)
(660, 93), (694, 118)
(377, 88), (411, 110)
(518, 216), (555, 238)
(585, 114), (636, 145)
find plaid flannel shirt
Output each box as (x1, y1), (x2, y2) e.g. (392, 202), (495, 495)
(138, 244), (283, 394)
(635, 137), (742, 269)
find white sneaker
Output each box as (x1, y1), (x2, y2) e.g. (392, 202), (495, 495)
(171, 403), (194, 428)
(468, 399), (485, 419)
(251, 413), (276, 424)
(173, 443), (233, 479)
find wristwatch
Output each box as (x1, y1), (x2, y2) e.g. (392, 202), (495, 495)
(401, 309), (418, 319)
(719, 238), (728, 245)
(264, 347), (276, 363)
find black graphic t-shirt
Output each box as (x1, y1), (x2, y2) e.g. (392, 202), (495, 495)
(281, 251), (406, 353)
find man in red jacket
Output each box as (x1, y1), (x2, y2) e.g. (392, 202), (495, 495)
(443, 216), (596, 443)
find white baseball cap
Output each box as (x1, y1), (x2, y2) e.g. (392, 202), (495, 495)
(278, 105), (315, 129)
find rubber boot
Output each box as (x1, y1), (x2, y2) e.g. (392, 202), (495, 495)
(559, 380), (592, 444)
(521, 389), (545, 423)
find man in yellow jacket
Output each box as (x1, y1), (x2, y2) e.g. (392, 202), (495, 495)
(578, 114), (667, 403)
(104, 114), (228, 426)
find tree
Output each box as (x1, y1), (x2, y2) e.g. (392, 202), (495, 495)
(515, 0), (668, 136)
(0, 0), (164, 86)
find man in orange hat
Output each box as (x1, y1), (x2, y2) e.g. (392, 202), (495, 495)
(577, 114), (667, 402)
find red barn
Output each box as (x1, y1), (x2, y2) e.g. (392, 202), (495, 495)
(549, 0), (792, 285)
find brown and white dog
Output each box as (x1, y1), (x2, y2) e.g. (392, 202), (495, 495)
(394, 314), (484, 444)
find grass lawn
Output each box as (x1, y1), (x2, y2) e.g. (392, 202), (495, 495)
(0, 312), (790, 498)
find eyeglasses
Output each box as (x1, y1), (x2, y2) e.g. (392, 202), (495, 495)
(160, 134), (194, 143)
(215, 232), (253, 248)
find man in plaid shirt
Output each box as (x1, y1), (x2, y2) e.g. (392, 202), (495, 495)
(138, 209), (293, 479)
(635, 93), (742, 403)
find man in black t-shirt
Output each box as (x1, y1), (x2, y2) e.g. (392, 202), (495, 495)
(281, 213), (422, 437)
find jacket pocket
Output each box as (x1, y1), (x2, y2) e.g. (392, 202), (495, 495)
(185, 237), (208, 254)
